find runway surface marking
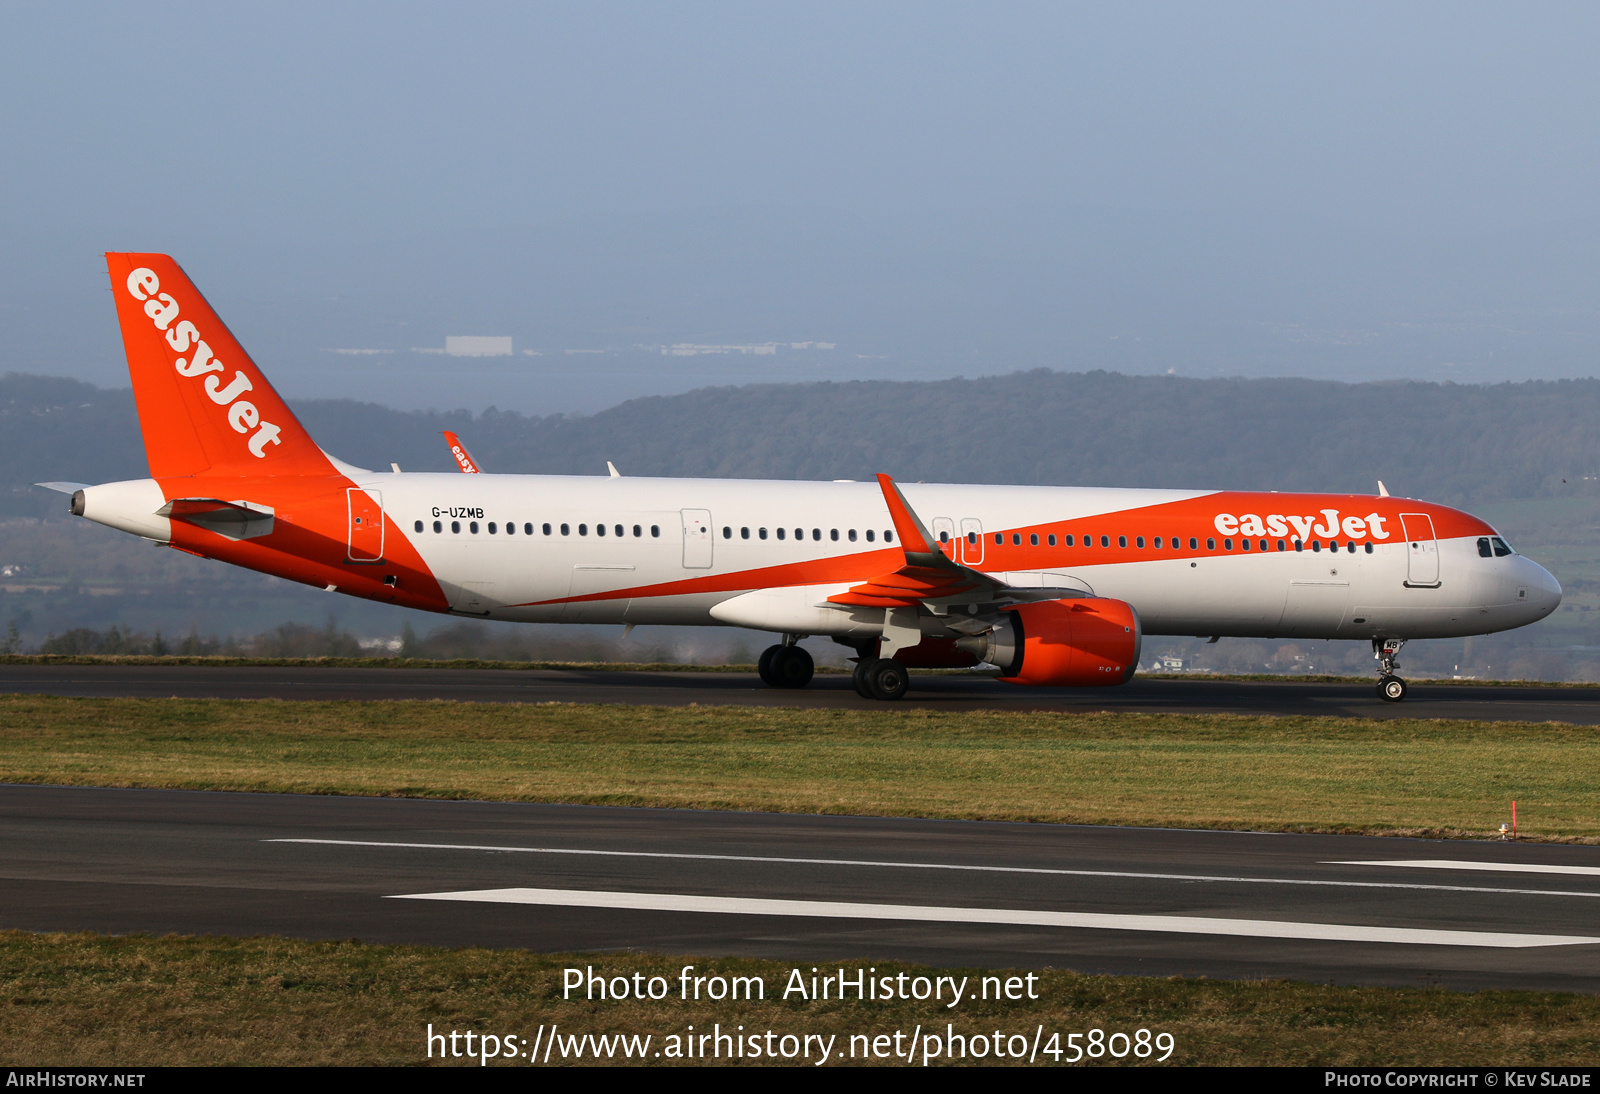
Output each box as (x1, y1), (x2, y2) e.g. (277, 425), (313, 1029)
(1332, 860), (1600, 877)
(273, 839), (1600, 899)
(388, 887), (1600, 948)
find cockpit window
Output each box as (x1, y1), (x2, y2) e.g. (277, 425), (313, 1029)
(1492, 536), (1513, 557)
(1477, 537), (1492, 558)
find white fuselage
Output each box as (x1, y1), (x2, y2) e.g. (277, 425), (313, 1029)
(352, 472), (1560, 642)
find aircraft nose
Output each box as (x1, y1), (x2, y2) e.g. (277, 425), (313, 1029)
(1518, 557), (1562, 620)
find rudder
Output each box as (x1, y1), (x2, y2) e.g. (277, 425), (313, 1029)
(105, 253), (334, 479)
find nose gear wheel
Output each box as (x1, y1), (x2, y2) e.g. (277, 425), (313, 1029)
(1378, 674), (1407, 702)
(1372, 639), (1408, 702)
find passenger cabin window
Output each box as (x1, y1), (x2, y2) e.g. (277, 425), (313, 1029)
(1189, 538), (1198, 550)
(723, 527), (732, 539)
(1364, 542), (1372, 554)
(849, 529), (857, 542)
(633, 525), (641, 537)
(488, 522), (497, 534)
(1064, 535), (1074, 546)
(1012, 533), (1021, 545)
(451, 521), (461, 534)
(1119, 536), (1128, 548)
(505, 523), (515, 535)
(1223, 538), (1232, 550)
(741, 527), (750, 539)
(1048, 534), (1057, 546)
(526, 523), (535, 535)
(777, 527), (786, 540)
(831, 529), (840, 541)
(939, 531), (949, 543)
(578, 524), (587, 536)
(1241, 538), (1250, 551)
(885, 531), (894, 543)
(813, 529), (821, 541)
(1206, 538), (1215, 550)
(1311, 540), (1321, 552)
(651, 525), (660, 537)
(413, 520), (423, 533)
(597, 524), (606, 536)
(1153, 537), (1161, 548)
(759, 528), (768, 540)
(470, 521), (479, 534)
(1277, 539), (1286, 552)
(867, 530), (876, 542)
(433, 520), (442, 533)
(1030, 533), (1039, 546)
(560, 523), (569, 536)
(994, 533), (1003, 544)
(1135, 536), (1145, 548)
(1100, 535), (1110, 547)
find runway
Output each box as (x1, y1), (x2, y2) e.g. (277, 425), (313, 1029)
(3, 662), (1600, 722)
(4, 784), (1600, 993)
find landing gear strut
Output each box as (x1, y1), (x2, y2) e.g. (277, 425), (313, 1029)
(758, 637), (814, 689)
(1373, 638), (1408, 702)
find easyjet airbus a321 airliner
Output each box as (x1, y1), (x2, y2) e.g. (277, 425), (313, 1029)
(43, 254), (1562, 702)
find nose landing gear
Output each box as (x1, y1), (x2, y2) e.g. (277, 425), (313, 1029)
(1374, 638), (1408, 702)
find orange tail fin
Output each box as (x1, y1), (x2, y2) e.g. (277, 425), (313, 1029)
(105, 253), (335, 480)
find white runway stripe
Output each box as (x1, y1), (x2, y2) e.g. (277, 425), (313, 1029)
(1333, 859), (1600, 877)
(270, 838), (1600, 899)
(387, 887), (1600, 948)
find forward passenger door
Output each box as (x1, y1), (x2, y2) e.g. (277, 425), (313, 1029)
(1400, 513), (1441, 588)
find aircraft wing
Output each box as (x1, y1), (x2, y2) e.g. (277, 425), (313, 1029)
(825, 475), (1088, 627)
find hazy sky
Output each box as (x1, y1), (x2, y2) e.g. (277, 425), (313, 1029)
(5, 3), (1600, 411)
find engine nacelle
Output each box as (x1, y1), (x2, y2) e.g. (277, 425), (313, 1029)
(955, 598), (1141, 687)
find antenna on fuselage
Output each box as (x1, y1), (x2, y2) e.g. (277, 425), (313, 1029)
(1377, 481), (1390, 497)
(607, 461), (622, 478)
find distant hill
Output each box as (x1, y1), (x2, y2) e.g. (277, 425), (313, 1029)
(5, 368), (1600, 678)
(7, 368), (1599, 516)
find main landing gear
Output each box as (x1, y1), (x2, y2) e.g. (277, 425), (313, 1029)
(1374, 638), (1408, 703)
(852, 656), (909, 701)
(758, 639), (814, 689)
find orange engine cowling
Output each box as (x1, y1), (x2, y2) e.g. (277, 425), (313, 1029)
(955, 598), (1141, 687)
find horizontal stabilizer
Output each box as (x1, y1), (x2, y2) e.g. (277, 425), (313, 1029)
(157, 497), (276, 541)
(35, 482), (90, 494)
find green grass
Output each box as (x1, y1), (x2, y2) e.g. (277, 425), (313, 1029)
(0, 695), (1591, 839)
(3, 932), (1598, 1066)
